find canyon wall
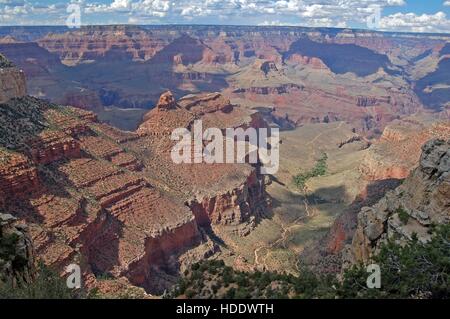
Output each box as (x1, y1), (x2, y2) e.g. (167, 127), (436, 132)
(360, 119), (450, 181)
(0, 26), (447, 132)
(189, 169), (268, 236)
(347, 139), (449, 265)
(301, 118), (450, 274)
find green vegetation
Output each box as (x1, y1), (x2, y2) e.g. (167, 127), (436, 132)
(340, 224), (450, 298)
(293, 153), (328, 190)
(171, 224), (450, 299)
(396, 207), (410, 225)
(0, 262), (78, 299)
(169, 259), (336, 299)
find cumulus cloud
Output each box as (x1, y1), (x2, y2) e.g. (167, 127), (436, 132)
(0, 0), (449, 32)
(110, 0), (132, 10)
(379, 11), (450, 33)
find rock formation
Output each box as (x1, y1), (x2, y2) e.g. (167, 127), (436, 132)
(301, 118), (450, 274)
(360, 118), (450, 181)
(155, 91), (178, 110)
(37, 26), (173, 65)
(0, 213), (36, 286)
(0, 55), (271, 295)
(0, 25), (446, 131)
(347, 139), (449, 265)
(287, 53), (328, 69)
(137, 91), (270, 236)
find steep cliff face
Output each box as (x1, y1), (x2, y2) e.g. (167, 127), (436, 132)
(189, 169), (268, 236)
(348, 139), (449, 265)
(37, 26), (173, 65)
(0, 213), (36, 286)
(0, 54), (26, 103)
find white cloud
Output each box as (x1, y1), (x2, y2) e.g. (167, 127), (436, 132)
(0, 0), (25, 6)
(387, 0), (405, 5)
(110, 0), (132, 10)
(379, 11), (450, 33)
(0, 0), (448, 32)
(444, 1), (450, 6)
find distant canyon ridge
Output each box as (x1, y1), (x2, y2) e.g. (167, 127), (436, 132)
(0, 25), (448, 133)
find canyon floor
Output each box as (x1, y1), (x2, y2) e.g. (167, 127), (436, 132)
(214, 121), (369, 274)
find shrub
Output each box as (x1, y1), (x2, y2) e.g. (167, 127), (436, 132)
(396, 207), (410, 225)
(339, 224), (450, 299)
(293, 153), (328, 190)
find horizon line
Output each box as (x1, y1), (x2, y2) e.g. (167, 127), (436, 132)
(0, 23), (449, 36)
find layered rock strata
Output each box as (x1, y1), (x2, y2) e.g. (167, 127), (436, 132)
(0, 60), (270, 295)
(348, 139), (449, 264)
(360, 118), (450, 180)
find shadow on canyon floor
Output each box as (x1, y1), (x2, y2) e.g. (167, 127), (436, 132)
(300, 178), (403, 274)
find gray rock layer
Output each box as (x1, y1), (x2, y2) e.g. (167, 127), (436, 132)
(346, 139), (450, 265)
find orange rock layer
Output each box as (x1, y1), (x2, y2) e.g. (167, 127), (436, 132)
(0, 90), (270, 294)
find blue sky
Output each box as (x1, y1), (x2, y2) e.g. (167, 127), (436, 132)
(1, 0), (449, 33)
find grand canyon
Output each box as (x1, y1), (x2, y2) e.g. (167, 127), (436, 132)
(0, 24), (449, 299)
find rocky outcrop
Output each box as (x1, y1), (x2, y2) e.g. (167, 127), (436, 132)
(136, 91), (271, 245)
(0, 213), (36, 286)
(287, 53), (327, 69)
(0, 54), (26, 103)
(189, 170), (268, 236)
(258, 60), (278, 75)
(348, 139), (450, 265)
(155, 90), (178, 110)
(0, 153), (40, 207)
(178, 92), (233, 114)
(137, 91), (193, 136)
(28, 131), (81, 165)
